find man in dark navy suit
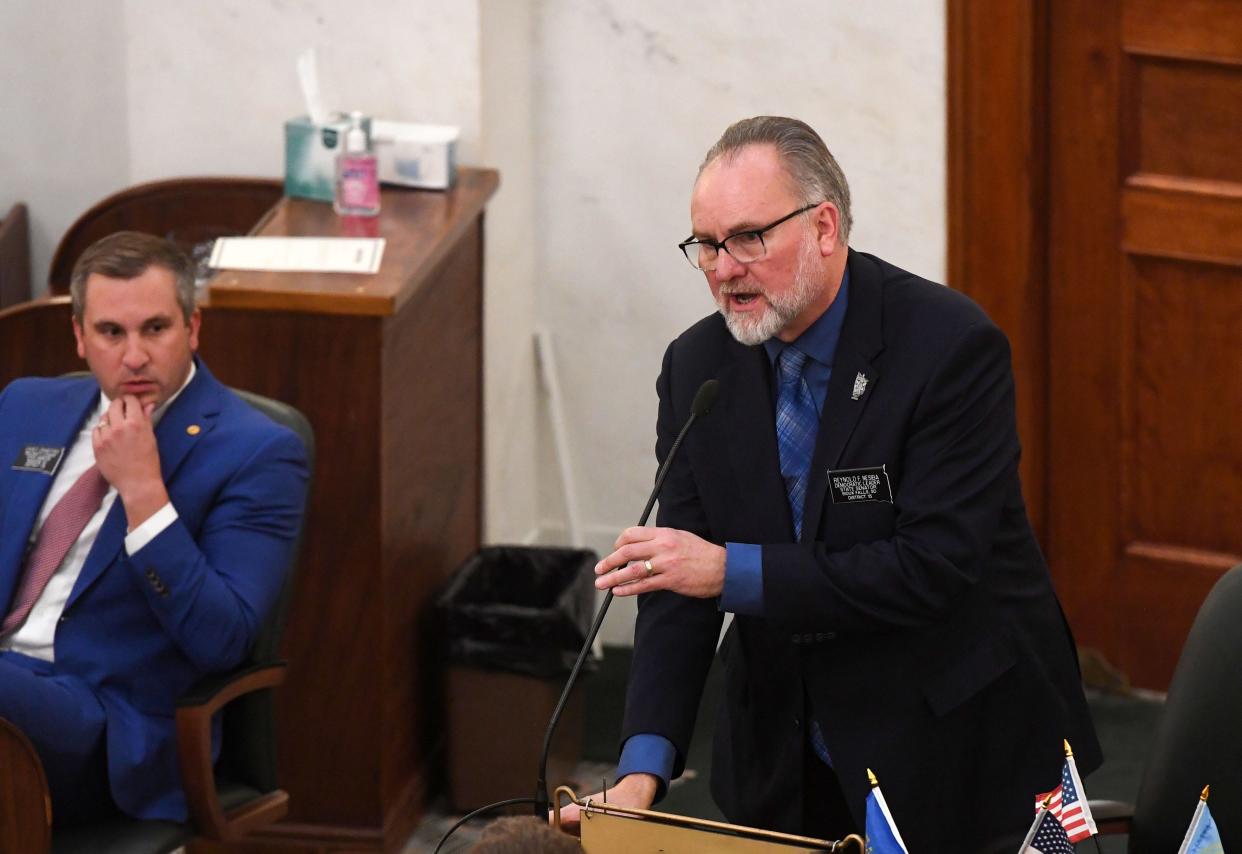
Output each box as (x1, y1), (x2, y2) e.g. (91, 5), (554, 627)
(562, 117), (1099, 852)
(0, 232), (307, 823)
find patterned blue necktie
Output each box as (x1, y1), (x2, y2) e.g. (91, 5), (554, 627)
(776, 346), (834, 766)
(775, 346), (818, 540)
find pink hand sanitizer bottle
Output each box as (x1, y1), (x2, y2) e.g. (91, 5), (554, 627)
(334, 112), (381, 217)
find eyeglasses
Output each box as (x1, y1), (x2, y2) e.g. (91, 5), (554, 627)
(678, 203), (822, 272)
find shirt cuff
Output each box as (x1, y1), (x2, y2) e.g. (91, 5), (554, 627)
(719, 542), (764, 616)
(616, 733), (675, 803)
(124, 503), (178, 555)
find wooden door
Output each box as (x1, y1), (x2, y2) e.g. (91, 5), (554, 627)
(1046, 0), (1242, 690)
(951, 1), (1242, 690)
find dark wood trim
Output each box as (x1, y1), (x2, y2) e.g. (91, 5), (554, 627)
(0, 717), (51, 854)
(947, 0), (1050, 543)
(0, 203), (31, 310)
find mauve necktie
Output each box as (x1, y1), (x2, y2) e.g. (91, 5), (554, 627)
(1, 464), (110, 636)
(775, 346), (834, 765)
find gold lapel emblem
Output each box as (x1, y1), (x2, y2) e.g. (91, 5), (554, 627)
(851, 373), (868, 401)
(186, 425), (201, 436)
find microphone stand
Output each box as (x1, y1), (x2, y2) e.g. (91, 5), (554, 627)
(534, 379), (718, 817)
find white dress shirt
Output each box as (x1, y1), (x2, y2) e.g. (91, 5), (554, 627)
(1, 363), (195, 661)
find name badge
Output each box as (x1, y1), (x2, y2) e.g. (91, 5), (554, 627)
(12, 445), (66, 475)
(827, 465), (892, 504)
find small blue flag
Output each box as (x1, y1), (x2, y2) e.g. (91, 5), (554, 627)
(1177, 790), (1225, 854)
(864, 770), (908, 854)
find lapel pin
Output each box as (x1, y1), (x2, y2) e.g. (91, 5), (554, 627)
(851, 372), (869, 401)
(186, 425), (201, 436)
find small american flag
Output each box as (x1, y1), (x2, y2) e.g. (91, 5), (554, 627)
(1036, 752), (1098, 842)
(1026, 809), (1075, 854)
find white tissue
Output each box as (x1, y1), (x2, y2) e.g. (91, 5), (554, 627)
(296, 47), (329, 126)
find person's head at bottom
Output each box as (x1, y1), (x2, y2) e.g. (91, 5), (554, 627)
(470, 815), (579, 853)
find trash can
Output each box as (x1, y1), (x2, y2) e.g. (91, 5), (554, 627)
(436, 545), (598, 811)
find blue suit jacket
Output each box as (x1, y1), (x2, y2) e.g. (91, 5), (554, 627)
(0, 360), (308, 821)
(622, 251), (1100, 851)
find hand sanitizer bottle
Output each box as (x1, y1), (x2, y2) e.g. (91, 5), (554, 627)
(334, 112), (381, 216)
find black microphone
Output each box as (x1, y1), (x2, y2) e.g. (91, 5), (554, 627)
(534, 378), (720, 818)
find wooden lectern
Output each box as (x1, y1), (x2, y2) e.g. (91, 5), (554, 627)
(554, 788), (866, 853)
(0, 171), (497, 852)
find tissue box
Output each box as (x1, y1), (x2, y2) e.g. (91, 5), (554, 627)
(372, 121), (458, 190)
(284, 114), (370, 203)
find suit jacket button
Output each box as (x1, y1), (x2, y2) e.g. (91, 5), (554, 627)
(793, 716), (801, 730)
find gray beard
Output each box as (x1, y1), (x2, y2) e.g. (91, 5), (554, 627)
(717, 237), (821, 346)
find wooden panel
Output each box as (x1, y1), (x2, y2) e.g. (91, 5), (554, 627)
(1128, 257), (1242, 552)
(1126, 56), (1242, 184)
(1117, 544), (1237, 688)
(1123, 182), (1242, 265)
(48, 177), (283, 292)
(947, 0), (1049, 542)
(1046, 0), (1123, 652)
(377, 219), (484, 842)
(0, 299), (78, 380)
(0, 203), (31, 309)
(198, 310), (389, 832)
(1123, 0), (1242, 62)
(0, 718), (51, 854)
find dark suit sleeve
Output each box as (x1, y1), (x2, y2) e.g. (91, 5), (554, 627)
(763, 320), (1024, 630)
(620, 340), (723, 776)
(126, 427), (308, 673)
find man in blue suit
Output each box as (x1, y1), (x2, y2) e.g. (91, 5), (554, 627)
(563, 117), (1099, 852)
(0, 232), (308, 823)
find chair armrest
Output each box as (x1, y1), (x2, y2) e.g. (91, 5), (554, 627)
(1088, 799), (1135, 835)
(0, 717), (51, 854)
(174, 661), (289, 842)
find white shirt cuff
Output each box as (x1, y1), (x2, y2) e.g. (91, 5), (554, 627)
(124, 503), (178, 555)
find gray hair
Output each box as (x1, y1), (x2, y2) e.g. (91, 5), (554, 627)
(699, 116), (853, 242)
(69, 231), (196, 323)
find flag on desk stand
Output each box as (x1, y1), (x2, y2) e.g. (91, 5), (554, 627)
(864, 769), (908, 854)
(1035, 740), (1098, 843)
(1177, 786), (1225, 854)
(1018, 796), (1074, 854)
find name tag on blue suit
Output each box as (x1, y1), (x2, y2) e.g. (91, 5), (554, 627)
(12, 445), (65, 475)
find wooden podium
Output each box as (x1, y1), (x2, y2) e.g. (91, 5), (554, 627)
(554, 788), (866, 853)
(0, 171), (498, 852)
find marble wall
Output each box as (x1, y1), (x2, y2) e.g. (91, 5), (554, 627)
(0, 0), (946, 646)
(0, 3), (129, 297)
(531, 1), (946, 642)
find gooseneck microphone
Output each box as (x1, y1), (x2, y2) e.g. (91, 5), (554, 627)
(533, 378), (720, 818)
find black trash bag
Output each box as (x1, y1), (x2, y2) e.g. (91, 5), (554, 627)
(436, 545), (599, 679)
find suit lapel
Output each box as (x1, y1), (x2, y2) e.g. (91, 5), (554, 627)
(713, 341), (795, 542)
(67, 360), (222, 608)
(801, 252), (885, 542)
(0, 381), (100, 600)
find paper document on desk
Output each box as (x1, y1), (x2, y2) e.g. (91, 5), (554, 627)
(209, 237), (385, 274)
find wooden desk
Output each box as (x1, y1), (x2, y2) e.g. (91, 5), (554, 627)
(0, 170), (499, 852)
